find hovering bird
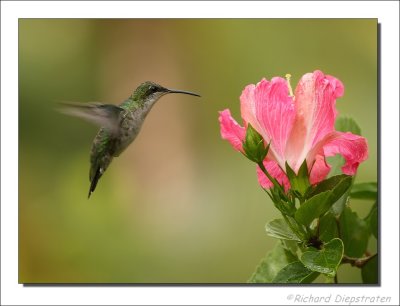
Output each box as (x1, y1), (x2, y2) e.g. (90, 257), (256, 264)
(60, 81), (200, 198)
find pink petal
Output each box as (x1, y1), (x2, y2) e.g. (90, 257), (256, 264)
(240, 78), (295, 168)
(218, 109), (245, 152)
(286, 70), (344, 171)
(256, 160), (290, 191)
(309, 154), (331, 185)
(240, 83), (262, 133)
(308, 131), (368, 176)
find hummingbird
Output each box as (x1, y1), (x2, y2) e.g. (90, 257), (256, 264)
(60, 81), (200, 198)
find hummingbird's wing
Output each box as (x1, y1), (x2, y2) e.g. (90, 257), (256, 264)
(59, 102), (124, 136)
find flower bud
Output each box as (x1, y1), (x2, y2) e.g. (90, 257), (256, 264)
(242, 124), (269, 163)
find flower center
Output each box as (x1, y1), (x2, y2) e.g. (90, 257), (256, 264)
(285, 73), (294, 97)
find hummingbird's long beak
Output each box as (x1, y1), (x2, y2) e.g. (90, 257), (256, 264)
(166, 88), (201, 97)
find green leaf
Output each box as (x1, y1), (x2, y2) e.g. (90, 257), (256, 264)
(350, 182), (378, 200)
(365, 202), (378, 239)
(272, 261), (319, 283)
(265, 219), (301, 242)
(335, 116), (362, 135)
(295, 191), (332, 226)
(330, 176), (353, 203)
(307, 175), (352, 203)
(305, 174), (353, 218)
(248, 242), (298, 283)
(300, 238), (344, 277)
(330, 193), (349, 216)
(339, 207), (369, 257)
(280, 239), (299, 256)
(285, 160), (310, 196)
(361, 255), (378, 284)
(318, 212), (339, 243)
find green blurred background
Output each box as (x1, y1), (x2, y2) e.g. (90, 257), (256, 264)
(19, 19), (377, 283)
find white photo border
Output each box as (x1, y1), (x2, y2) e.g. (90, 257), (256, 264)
(1, 1), (399, 305)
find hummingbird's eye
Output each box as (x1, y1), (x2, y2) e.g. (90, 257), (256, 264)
(149, 86), (157, 93)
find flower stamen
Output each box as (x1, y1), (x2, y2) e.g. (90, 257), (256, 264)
(285, 73), (294, 97)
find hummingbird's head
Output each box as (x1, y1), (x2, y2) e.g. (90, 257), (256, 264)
(132, 81), (200, 104)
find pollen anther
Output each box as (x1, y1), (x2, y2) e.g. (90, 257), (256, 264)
(285, 74), (294, 97)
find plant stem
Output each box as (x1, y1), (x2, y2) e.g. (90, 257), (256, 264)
(258, 161), (311, 242)
(334, 274), (338, 284)
(257, 161), (285, 195)
(341, 253), (377, 268)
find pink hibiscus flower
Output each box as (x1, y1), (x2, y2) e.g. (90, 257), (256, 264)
(218, 70), (368, 190)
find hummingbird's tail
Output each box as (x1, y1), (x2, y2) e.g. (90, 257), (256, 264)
(88, 167), (102, 199)
(88, 146), (114, 199)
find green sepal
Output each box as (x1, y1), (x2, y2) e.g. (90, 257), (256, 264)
(272, 261), (319, 283)
(285, 160), (310, 196)
(300, 238), (344, 277)
(350, 182), (378, 200)
(339, 206), (369, 257)
(242, 124), (269, 164)
(270, 184), (286, 202)
(267, 186), (295, 216)
(248, 241), (298, 283)
(272, 199), (296, 217)
(260, 167), (288, 202)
